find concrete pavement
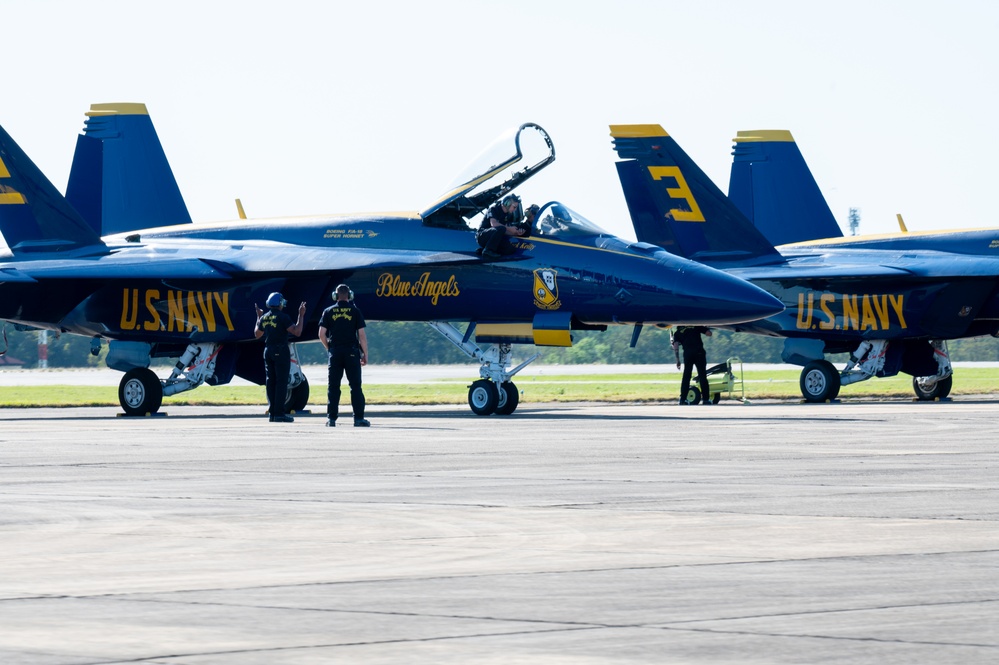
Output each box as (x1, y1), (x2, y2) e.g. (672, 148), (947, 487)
(1, 400), (997, 663)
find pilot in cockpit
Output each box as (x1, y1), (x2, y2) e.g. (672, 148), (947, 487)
(536, 204), (572, 236)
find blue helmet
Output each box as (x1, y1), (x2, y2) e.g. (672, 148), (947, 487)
(266, 292), (286, 308)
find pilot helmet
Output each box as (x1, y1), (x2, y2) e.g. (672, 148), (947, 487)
(266, 292), (286, 308)
(552, 204), (571, 223)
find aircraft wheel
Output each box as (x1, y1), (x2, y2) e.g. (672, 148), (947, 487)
(468, 379), (499, 416)
(286, 377), (310, 413)
(712, 392), (721, 404)
(800, 360), (840, 402)
(913, 375), (952, 401)
(494, 382), (520, 415)
(119, 368), (163, 416)
(685, 386), (702, 405)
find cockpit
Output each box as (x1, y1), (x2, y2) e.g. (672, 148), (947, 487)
(530, 202), (607, 239)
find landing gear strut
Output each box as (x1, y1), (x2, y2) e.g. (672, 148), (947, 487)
(912, 340), (953, 401)
(115, 342), (223, 416)
(284, 343), (310, 413)
(428, 321), (537, 416)
(796, 339), (954, 403)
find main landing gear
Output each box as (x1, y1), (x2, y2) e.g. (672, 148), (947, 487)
(797, 339), (953, 403)
(114, 342), (309, 416)
(427, 322), (538, 416)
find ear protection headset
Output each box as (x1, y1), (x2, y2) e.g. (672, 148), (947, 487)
(334, 284), (354, 301)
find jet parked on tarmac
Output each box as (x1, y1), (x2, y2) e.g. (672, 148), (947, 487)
(611, 123), (999, 402)
(0, 105), (783, 416)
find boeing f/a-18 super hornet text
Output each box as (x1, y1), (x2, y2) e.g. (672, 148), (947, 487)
(0, 104), (783, 416)
(611, 123), (999, 402)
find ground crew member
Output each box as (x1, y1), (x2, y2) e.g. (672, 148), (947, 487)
(254, 292), (306, 422)
(672, 326), (712, 405)
(319, 284), (370, 427)
(476, 194), (528, 257)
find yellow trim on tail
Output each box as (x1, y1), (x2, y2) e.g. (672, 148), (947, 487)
(610, 124), (669, 138)
(86, 103), (149, 117)
(733, 130), (795, 143)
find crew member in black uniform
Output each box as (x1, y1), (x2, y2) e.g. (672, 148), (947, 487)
(319, 284), (370, 427)
(254, 292), (306, 422)
(672, 326), (712, 405)
(476, 194), (528, 257)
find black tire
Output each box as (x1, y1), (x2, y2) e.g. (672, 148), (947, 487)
(711, 392), (721, 404)
(468, 379), (499, 416)
(118, 368), (163, 416)
(686, 386), (702, 405)
(799, 360), (840, 402)
(913, 375), (953, 401)
(494, 383), (520, 415)
(286, 377), (310, 413)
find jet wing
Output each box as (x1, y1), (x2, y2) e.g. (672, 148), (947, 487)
(730, 262), (914, 280)
(214, 245), (481, 273)
(733, 249), (999, 280)
(0, 242), (481, 284)
(3, 256), (233, 282)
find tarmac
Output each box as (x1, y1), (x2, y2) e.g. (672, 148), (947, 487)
(1, 398), (998, 664)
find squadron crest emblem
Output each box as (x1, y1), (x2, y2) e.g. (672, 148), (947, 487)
(533, 269), (561, 310)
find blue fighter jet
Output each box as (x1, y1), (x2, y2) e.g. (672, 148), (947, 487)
(0, 105), (782, 416)
(611, 123), (999, 403)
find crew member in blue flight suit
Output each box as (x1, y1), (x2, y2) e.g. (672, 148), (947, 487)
(319, 284), (370, 427)
(476, 194), (529, 257)
(672, 325), (712, 405)
(254, 292), (306, 422)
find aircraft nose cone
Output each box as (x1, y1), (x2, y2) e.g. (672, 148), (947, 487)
(679, 262), (783, 324)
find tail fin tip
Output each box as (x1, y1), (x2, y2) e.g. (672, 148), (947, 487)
(86, 103), (149, 117)
(610, 124), (669, 139)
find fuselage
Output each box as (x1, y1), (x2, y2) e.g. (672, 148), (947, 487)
(0, 212), (783, 347)
(701, 232), (999, 350)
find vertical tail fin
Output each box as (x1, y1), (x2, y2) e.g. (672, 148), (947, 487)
(66, 103), (192, 236)
(0, 122), (102, 253)
(728, 130), (842, 245)
(610, 124), (779, 263)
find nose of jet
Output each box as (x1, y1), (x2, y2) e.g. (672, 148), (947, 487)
(676, 261), (783, 324)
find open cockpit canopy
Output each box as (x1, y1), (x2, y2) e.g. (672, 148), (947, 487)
(421, 123), (555, 226)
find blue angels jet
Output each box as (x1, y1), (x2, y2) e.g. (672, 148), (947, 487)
(0, 104), (783, 416)
(611, 123), (999, 403)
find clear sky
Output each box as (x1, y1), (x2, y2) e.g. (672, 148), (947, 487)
(5, 0), (998, 240)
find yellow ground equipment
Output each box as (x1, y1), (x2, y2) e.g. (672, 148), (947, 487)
(685, 357), (746, 404)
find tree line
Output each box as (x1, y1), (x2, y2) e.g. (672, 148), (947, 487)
(3, 323), (998, 369)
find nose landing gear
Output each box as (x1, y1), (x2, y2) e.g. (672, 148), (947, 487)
(428, 322), (536, 416)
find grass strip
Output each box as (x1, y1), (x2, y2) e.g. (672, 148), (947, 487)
(0, 367), (996, 407)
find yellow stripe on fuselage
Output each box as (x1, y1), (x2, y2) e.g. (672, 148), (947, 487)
(526, 235), (663, 261)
